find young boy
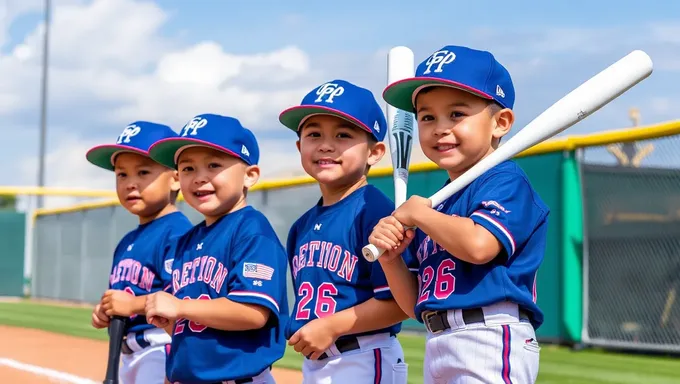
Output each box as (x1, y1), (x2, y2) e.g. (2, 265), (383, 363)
(144, 113), (289, 384)
(278, 79), (410, 383)
(369, 45), (549, 384)
(87, 121), (193, 384)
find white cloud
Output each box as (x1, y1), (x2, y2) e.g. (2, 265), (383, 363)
(2, 1), (680, 211)
(0, 0), (323, 210)
(0, 0), (46, 48)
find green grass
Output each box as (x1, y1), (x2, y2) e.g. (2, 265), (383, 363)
(1, 300), (680, 384)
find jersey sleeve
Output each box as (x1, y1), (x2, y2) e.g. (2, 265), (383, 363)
(468, 172), (545, 259)
(401, 237), (421, 275)
(359, 198), (404, 301)
(226, 235), (286, 320)
(285, 223), (297, 279)
(156, 234), (179, 293)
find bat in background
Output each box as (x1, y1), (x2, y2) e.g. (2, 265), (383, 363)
(386, 46), (416, 208)
(362, 49), (654, 262)
(103, 316), (127, 384)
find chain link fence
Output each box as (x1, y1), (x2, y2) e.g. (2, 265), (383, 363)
(581, 134), (680, 352)
(31, 184), (324, 313)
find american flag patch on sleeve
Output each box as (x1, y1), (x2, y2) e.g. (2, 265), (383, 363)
(243, 262), (274, 280)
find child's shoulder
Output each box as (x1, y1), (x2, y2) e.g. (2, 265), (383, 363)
(477, 160), (533, 189)
(159, 211), (193, 235)
(114, 228), (138, 253)
(356, 184), (394, 218)
(476, 160), (548, 211)
(229, 206), (281, 241)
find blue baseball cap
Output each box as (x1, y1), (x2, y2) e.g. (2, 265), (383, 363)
(279, 79), (387, 142)
(86, 121), (179, 171)
(148, 113), (259, 169)
(383, 45), (515, 113)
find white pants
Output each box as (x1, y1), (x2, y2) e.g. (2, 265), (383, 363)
(423, 302), (540, 384)
(167, 368), (275, 384)
(120, 345), (167, 384)
(223, 368), (276, 384)
(302, 333), (408, 384)
(119, 328), (171, 384)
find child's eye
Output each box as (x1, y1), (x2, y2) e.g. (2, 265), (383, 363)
(337, 132), (352, 139)
(208, 163), (222, 169)
(138, 170), (150, 176)
(451, 111), (466, 118)
(306, 132), (321, 138)
(181, 166), (193, 172)
(419, 114), (434, 122)
(116, 173), (126, 178)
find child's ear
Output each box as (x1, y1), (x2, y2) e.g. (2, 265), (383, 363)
(367, 141), (386, 166)
(492, 108), (514, 140)
(169, 170), (180, 193)
(296, 140), (301, 153)
(243, 165), (260, 189)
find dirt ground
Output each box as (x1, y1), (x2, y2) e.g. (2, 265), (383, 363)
(0, 325), (303, 383)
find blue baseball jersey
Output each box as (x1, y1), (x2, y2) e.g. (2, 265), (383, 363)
(109, 211), (192, 334)
(405, 160), (549, 329)
(286, 185), (402, 340)
(165, 206), (289, 383)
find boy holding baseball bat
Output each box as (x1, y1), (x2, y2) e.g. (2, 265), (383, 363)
(277, 79), (411, 383)
(87, 121), (193, 384)
(369, 45), (549, 383)
(144, 114), (289, 384)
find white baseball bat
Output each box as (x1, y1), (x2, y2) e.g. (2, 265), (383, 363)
(363, 49), (654, 262)
(386, 46), (416, 207)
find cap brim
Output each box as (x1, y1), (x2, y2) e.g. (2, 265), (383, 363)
(85, 145), (149, 171)
(149, 138), (242, 169)
(278, 105), (371, 134)
(383, 77), (493, 113)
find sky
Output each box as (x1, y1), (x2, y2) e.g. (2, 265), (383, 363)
(1, 0), (679, 209)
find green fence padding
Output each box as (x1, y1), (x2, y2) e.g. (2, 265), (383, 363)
(0, 211), (26, 297)
(562, 151), (583, 343)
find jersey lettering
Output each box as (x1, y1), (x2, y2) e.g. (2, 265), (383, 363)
(294, 282), (338, 320)
(173, 294), (211, 335)
(416, 235), (447, 264)
(291, 241), (358, 283)
(171, 256), (229, 295)
(417, 259), (456, 304)
(109, 258), (156, 292)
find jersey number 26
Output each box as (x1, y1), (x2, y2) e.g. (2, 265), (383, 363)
(173, 294), (210, 335)
(295, 282), (338, 320)
(417, 259), (456, 305)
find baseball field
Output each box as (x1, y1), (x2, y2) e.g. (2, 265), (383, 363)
(0, 300), (678, 383)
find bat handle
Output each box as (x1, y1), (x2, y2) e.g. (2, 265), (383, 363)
(362, 224), (417, 262)
(362, 244), (385, 262)
(103, 316), (127, 384)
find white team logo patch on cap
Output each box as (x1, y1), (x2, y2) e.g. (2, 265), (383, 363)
(117, 125), (141, 144)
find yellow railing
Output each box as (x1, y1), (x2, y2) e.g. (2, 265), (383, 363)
(26, 118), (680, 218)
(0, 186), (116, 198)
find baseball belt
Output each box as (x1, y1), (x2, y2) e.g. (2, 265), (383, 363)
(422, 307), (532, 334)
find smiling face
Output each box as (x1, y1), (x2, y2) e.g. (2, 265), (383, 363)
(414, 86), (514, 179)
(177, 146), (259, 225)
(296, 114), (385, 191)
(114, 152), (179, 223)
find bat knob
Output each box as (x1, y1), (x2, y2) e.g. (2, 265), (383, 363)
(362, 244), (384, 262)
